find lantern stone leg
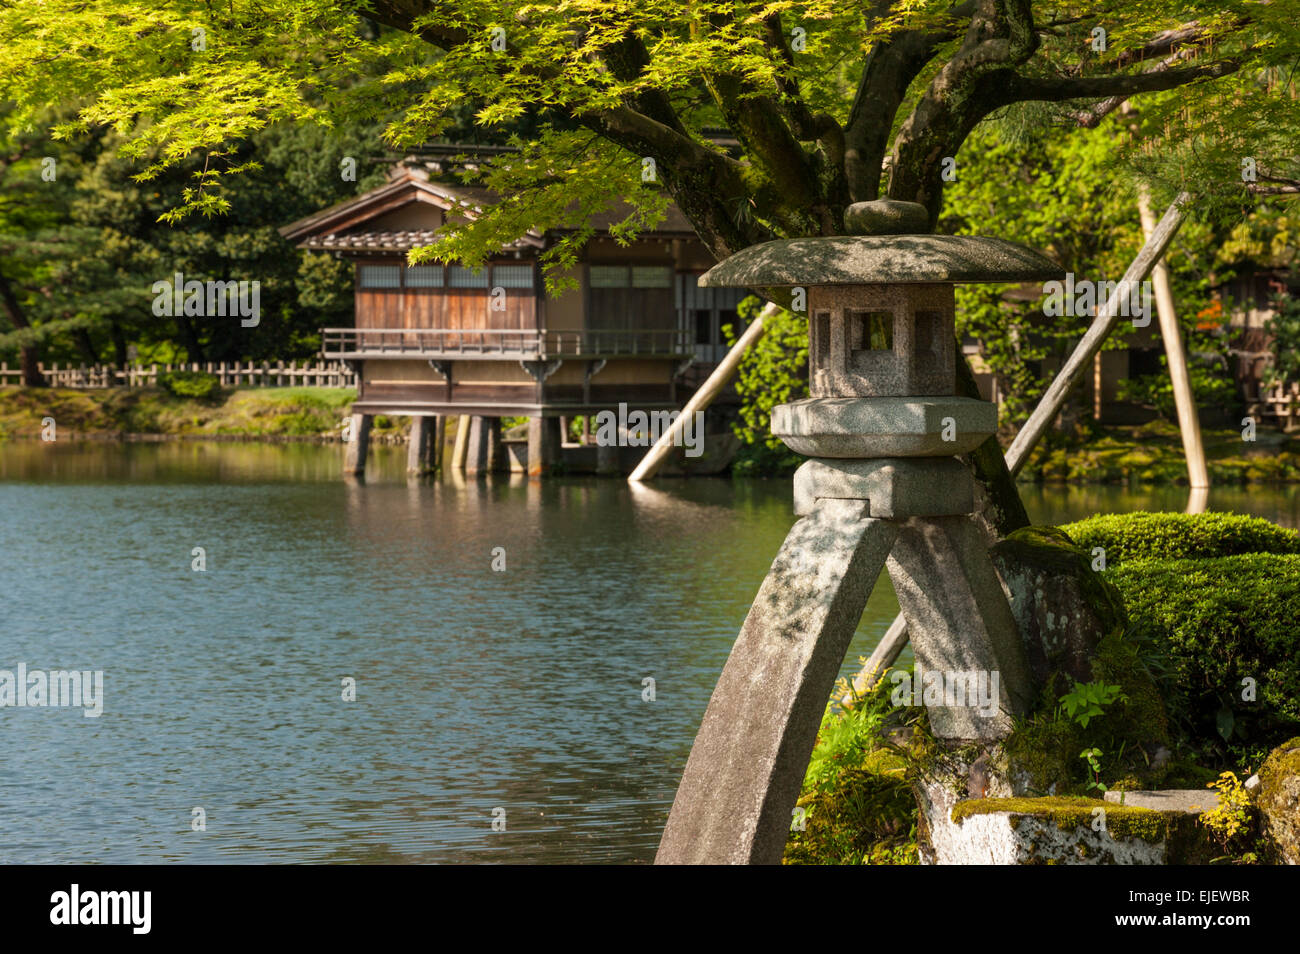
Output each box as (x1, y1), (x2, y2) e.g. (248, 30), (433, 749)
(655, 498), (899, 866)
(885, 515), (1035, 739)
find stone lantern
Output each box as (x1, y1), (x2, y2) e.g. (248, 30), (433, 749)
(656, 201), (1065, 865)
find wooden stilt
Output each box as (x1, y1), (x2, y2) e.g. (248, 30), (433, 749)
(434, 415), (446, 472)
(451, 414), (470, 472)
(466, 417), (505, 476)
(407, 415), (436, 474)
(596, 438), (621, 476)
(527, 416), (561, 478)
(343, 413), (371, 476)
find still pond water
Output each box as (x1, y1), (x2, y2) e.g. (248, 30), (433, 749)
(2, 440), (1298, 864)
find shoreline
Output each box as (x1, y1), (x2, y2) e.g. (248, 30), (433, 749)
(1, 431), (407, 445)
(4, 386), (1299, 483)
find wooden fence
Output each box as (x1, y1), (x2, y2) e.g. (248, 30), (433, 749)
(0, 360), (357, 390)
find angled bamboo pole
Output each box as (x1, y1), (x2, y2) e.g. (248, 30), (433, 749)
(628, 302), (777, 482)
(1138, 186), (1210, 490)
(1003, 192), (1191, 475)
(851, 192), (1192, 698)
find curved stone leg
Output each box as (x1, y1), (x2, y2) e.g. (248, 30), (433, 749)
(656, 498), (898, 865)
(884, 516), (1033, 739)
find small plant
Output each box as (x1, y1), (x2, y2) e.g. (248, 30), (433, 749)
(1079, 747), (1108, 794)
(1197, 771), (1254, 859)
(1057, 680), (1126, 729)
(785, 665), (920, 864)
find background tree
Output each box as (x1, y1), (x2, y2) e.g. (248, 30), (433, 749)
(0, 112), (389, 373)
(3, 0), (1299, 525)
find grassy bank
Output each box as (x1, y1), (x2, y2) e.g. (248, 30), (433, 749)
(1020, 419), (1300, 484)
(0, 386), (409, 440)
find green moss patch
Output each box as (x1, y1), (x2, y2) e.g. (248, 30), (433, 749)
(952, 794), (1225, 862)
(1062, 511), (1300, 565)
(784, 674), (920, 865)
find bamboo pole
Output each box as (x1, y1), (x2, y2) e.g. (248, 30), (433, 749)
(1004, 192), (1190, 475)
(628, 302), (777, 482)
(1138, 186), (1210, 489)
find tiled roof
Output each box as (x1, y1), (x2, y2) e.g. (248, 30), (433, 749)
(281, 164), (699, 251)
(301, 230), (443, 251)
(301, 229), (537, 254)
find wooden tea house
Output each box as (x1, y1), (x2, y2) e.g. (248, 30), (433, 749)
(280, 162), (747, 476)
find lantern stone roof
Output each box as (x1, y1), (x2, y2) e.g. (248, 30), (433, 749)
(697, 235), (1065, 287)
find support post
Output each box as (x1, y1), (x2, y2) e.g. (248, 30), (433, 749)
(343, 413), (371, 476)
(407, 415), (438, 475)
(526, 416), (561, 478)
(596, 440), (621, 476)
(434, 415), (447, 473)
(1003, 192), (1190, 476)
(466, 416), (504, 476)
(451, 414), (470, 473)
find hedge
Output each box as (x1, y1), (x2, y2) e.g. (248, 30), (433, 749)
(1062, 511), (1300, 566)
(1108, 553), (1300, 759)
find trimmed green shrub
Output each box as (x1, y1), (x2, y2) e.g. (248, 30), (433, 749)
(1109, 554), (1300, 763)
(157, 370), (221, 401)
(1063, 511), (1300, 566)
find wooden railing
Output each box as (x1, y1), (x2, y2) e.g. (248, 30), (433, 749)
(0, 360), (357, 389)
(320, 327), (693, 359)
(1263, 380), (1300, 432)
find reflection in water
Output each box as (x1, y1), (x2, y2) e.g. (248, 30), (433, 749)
(1, 439), (1297, 863)
(1185, 485), (1210, 515)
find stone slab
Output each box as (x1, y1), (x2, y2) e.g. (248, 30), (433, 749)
(937, 805), (1174, 864)
(1104, 789), (1221, 813)
(655, 499), (898, 865)
(792, 456), (974, 517)
(772, 396), (996, 458)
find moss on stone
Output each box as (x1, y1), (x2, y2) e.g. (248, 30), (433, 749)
(1090, 630), (1170, 753)
(1260, 737), (1300, 792)
(861, 748), (908, 776)
(1257, 736), (1300, 864)
(952, 796), (1178, 844)
(999, 628), (1172, 796)
(1003, 709), (1079, 794)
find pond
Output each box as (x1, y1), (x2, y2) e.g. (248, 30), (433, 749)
(2, 440), (1297, 863)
